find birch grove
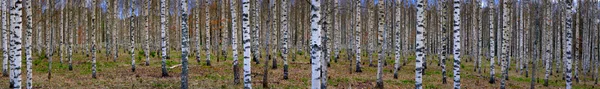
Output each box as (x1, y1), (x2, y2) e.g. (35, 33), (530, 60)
(0, 0), (598, 89)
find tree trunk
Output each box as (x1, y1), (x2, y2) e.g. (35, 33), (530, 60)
(9, 0), (23, 87)
(565, 0), (574, 88)
(160, 0), (169, 77)
(205, 0), (212, 66)
(129, 0), (136, 73)
(180, 0), (190, 88)
(145, 0), (152, 66)
(281, 0), (289, 80)
(500, 0), (512, 88)
(91, 0), (98, 78)
(242, 0), (253, 88)
(1, 0), (8, 77)
(376, 0), (385, 88)
(230, 0), (240, 84)
(354, 0), (362, 73)
(543, 1), (553, 86)
(415, 0), (427, 88)
(310, 0), (322, 88)
(25, 0), (33, 88)
(452, 0), (462, 88)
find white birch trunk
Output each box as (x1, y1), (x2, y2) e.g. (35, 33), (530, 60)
(310, 0), (323, 88)
(281, 0), (290, 80)
(9, 0), (22, 87)
(1, 0), (8, 77)
(376, 0), (385, 88)
(415, 0), (427, 88)
(354, 0), (362, 72)
(231, 0), (240, 83)
(565, 0), (574, 88)
(91, 0), (97, 78)
(452, 0), (462, 88)
(180, 0), (190, 88)
(160, 0), (169, 77)
(242, 0), (253, 88)
(205, 0), (211, 66)
(24, 0), (32, 88)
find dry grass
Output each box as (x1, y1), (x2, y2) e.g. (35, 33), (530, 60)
(0, 49), (597, 88)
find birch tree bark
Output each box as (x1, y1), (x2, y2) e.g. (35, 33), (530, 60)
(9, 0), (23, 87)
(452, 0), (462, 88)
(415, 0), (427, 88)
(543, 1), (553, 86)
(500, 0), (512, 88)
(354, 0), (362, 73)
(144, 0), (152, 66)
(25, 0), (33, 88)
(180, 0), (190, 88)
(242, 0), (253, 88)
(230, 0), (240, 84)
(1, 0), (8, 77)
(129, 0), (136, 72)
(160, 0), (169, 77)
(281, 0), (290, 80)
(91, 0), (98, 78)
(310, 0), (323, 88)
(565, 0), (574, 88)
(376, 0), (385, 88)
(205, 0), (211, 66)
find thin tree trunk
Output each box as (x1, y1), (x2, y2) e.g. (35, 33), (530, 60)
(180, 0), (190, 88)
(452, 0), (462, 88)
(145, 0), (152, 66)
(415, 0), (427, 88)
(310, 0), (322, 88)
(242, 0), (253, 88)
(9, 0), (23, 87)
(230, 0), (240, 84)
(129, 0), (136, 73)
(24, 0), (33, 88)
(1, 0), (8, 77)
(376, 0), (385, 88)
(91, 0), (97, 78)
(543, 1), (553, 86)
(565, 0), (574, 88)
(354, 0), (362, 73)
(205, 0), (212, 66)
(160, 0), (169, 77)
(500, 0), (512, 88)
(281, 0), (290, 80)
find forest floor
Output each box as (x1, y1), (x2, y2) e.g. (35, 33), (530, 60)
(0, 49), (598, 88)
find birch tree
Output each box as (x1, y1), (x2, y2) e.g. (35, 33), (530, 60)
(354, 0), (362, 73)
(310, 0), (323, 88)
(543, 0), (553, 86)
(205, 0), (211, 66)
(488, 0), (496, 84)
(439, 0), (448, 84)
(91, 0), (98, 78)
(500, 0), (512, 88)
(9, 0), (23, 87)
(160, 0), (169, 77)
(242, 0), (253, 88)
(1, 0), (8, 77)
(452, 0), (462, 88)
(180, 0), (190, 88)
(281, 0), (290, 80)
(129, 0), (136, 72)
(415, 0), (427, 88)
(229, 0), (240, 84)
(376, 0), (385, 88)
(565, 0), (574, 88)
(394, 0), (404, 79)
(144, 0), (152, 66)
(25, 0), (33, 88)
